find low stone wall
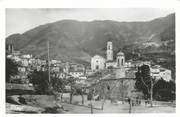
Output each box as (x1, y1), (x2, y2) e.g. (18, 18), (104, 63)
(89, 79), (136, 101)
(6, 83), (34, 90)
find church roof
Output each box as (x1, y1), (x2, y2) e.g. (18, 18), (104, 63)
(92, 55), (105, 59)
(117, 51), (124, 56)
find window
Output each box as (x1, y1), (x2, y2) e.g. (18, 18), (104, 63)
(121, 59), (124, 66)
(96, 65), (99, 70)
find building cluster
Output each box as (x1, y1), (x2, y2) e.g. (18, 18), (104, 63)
(6, 40), (172, 85)
(6, 44), (88, 84)
(90, 41), (172, 82)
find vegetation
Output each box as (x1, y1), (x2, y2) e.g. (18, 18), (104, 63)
(28, 69), (86, 105)
(135, 65), (159, 107)
(135, 65), (175, 105)
(74, 84), (86, 105)
(51, 74), (66, 101)
(6, 58), (19, 83)
(160, 25), (175, 42)
(135, 65), (152, 98)
(28, 70), (51, 94)
(153, 79), (175, 101)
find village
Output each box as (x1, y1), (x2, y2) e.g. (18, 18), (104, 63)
(6, 40), (172, 84)
(6, 40), (175, 113)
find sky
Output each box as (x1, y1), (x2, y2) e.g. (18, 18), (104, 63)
(6, 8), (174, 37)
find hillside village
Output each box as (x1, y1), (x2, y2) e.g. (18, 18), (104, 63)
(5, 9), (175, 113)
(6, 40), (175, 113)
(6, 40), (172, 85)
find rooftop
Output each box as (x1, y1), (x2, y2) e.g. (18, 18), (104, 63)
(92, 55), (105, 59)
(117, 51), (124, 56)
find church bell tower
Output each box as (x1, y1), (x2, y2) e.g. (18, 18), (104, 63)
(106, 41), (113, 61)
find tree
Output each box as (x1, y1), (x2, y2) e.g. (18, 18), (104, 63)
(99, 82), (107, 110)
(135, 64), (158, 107)
(51, 74), (66, 102)
(66, 77), (76, 104)
(28, 70), (50, 94)
(74, 84), (86, 105)
(6, 58), (19, 83)
(153, 79), (175, 101)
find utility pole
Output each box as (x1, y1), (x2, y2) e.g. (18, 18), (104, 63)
(47, 40), (50, 83)
(90, 89), (95, 114)
(90, 100), (93, 114)
(129, 98), (132, 113)
(121, 80), (124, 104)
(150, 77), (153, 107)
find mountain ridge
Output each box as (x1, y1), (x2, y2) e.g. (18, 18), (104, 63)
(6, 13), (175, 64)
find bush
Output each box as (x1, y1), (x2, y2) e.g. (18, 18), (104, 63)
(6, 58), (19, 83)
(28, 70), (51, 94)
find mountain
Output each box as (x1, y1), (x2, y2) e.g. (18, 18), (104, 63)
(6, 13), (175, 64)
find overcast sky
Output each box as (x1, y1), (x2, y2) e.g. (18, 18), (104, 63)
(6, 8), (174, 37)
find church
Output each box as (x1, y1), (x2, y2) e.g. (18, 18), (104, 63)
(90, 41), (136, 100)
(91, 41), (125, 72)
